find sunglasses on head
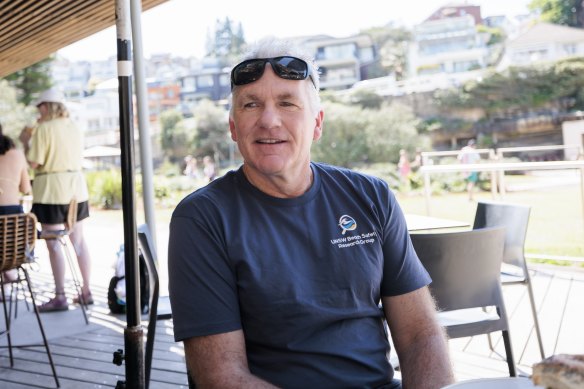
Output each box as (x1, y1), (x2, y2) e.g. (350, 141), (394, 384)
(230, 56), (316, 90)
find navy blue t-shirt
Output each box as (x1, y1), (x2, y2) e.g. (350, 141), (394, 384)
(168, 162), (430, 388)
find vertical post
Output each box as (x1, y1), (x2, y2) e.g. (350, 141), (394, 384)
(423, 170), (432, 216)
(115, 0), (144, 388)
(130, 0), (157, 252)
(581, 167), (584, 240)
(498, 170), (506, 198)
(491, 169), (498, 199)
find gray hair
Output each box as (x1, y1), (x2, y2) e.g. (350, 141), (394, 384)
(229, 36), (321, 116)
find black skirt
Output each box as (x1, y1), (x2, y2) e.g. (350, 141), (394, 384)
(32, 201), (90, 224)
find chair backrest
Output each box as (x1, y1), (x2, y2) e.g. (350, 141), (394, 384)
(137, 224), (159, 296)
(137, 223), (161, 389)
(0, 213), (37, 272)
(472, 201), (530, 270)
(410, 227), (506, 311)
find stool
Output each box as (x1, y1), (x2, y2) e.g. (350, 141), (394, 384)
(0, 213), (60, 387)
(39, 199), (89, 324)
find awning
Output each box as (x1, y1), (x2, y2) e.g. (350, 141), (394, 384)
(0, 0), (168, 78)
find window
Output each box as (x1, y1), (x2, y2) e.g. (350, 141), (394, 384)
(182, 77), (196, 92)
(317, 43), (357, 60)
(197, 75), (214, 88)
(563, 44), (577, 55)
(219, 74), (230, 87)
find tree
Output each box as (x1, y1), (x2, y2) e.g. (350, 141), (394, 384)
(365, 102), (427, 164)
(159, 110), (192, 162)
(0, 80), (37, 138)
(3, 57), (54, 105)
(349, 89), (384, 110)
(312, 101), (427, 167)
(206, 17), (246, 61)
(362, 25), (412, 80)
(312, 102), (370, 167)
(434, 58), (584, 117)
(529, 0), (584, 27)
(191, 99), (230, 163)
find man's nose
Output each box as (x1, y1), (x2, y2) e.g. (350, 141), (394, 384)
(258, 103), (281, 129)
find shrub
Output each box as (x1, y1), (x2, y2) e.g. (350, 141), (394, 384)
(85, 170), (123, 209)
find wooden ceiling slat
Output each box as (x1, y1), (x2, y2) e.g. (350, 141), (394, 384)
(0, 0), (169, 78)
(0, 1), (104, 51)
(0, 0), (31, 25)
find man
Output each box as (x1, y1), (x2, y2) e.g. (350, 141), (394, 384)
(168, 37), (454, 388)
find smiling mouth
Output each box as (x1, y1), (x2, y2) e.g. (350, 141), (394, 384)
(257, 139), (284, 144)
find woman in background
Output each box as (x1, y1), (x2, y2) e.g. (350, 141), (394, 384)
(20, 88), (93, 312)
(0, 122), (32, 283)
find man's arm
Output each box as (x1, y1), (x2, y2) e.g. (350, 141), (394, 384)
(184, 329), (279, 389)
(382, 287), (454, 388)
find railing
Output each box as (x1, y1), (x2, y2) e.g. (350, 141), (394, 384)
(496, 144), (583, 160)
(421, 149), (494, 165)
(419, 160), (584, 251)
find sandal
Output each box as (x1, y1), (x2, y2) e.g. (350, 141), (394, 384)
(38, 295), (69, 312)
(73, 292), (94, 305)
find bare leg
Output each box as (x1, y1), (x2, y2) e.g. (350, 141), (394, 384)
(42, 223), (67, 295)
(69, 220), (92, 296)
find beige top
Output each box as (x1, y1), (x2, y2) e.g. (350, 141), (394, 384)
(0, 148), (31, 205)
(27, 118), (88, 204)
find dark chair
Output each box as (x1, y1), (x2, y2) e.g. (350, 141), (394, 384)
(473, 201), (544, 359)
(137, 224), (172, 389)
(38, 198), (89, 324)
(0, 213), (60, 387)
(137, 226), (193, 387)
(410, 226), (517, 376)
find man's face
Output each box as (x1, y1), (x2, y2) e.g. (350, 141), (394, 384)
(229, 65), (323, 181)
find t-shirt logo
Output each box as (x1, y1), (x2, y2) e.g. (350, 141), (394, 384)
(338, 215), (357, 235)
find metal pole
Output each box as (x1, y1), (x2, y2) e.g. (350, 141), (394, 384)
(130, 0), (157, 252)
(115, 1), (144, 387)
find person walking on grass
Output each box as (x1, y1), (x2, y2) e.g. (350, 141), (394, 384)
(458, 139), (481, 201)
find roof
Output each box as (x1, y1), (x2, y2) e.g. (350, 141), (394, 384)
(0, 0), (169, 78)
(508, 22), (584, 48)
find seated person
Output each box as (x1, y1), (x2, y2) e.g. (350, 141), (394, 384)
(168, 37), (454, 388)
(0, 122), (32, 283)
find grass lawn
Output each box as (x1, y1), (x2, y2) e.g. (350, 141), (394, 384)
(90, 171), (583, 265)
(395, 183), (583, 260)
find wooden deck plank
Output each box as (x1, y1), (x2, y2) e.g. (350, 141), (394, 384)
(553, 273), (584, 354)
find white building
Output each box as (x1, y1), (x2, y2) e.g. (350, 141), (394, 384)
(498, 22), (584, 70)
(408, 14), (491, 77)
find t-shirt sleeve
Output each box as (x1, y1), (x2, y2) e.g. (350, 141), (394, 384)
(168, 205), (242, 342)
(379, 189), (431, 296)
(27, 124), (47, 166)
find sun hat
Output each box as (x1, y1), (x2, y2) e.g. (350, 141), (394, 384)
(34, 88), (65, 106)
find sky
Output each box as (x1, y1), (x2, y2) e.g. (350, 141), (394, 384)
(58, 0), (533, 61)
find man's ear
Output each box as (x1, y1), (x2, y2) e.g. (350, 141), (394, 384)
(313, 110), (324, 141)
(229, 117), (237, 141)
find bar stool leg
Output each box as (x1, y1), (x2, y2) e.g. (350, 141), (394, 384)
(1, 274), (14, 367)
(60, 236), (89, 325)
(23, 268), (60, 388)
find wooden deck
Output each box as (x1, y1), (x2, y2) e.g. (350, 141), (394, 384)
(1, 262), (583, 388)
(0, 271), (188, 388)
